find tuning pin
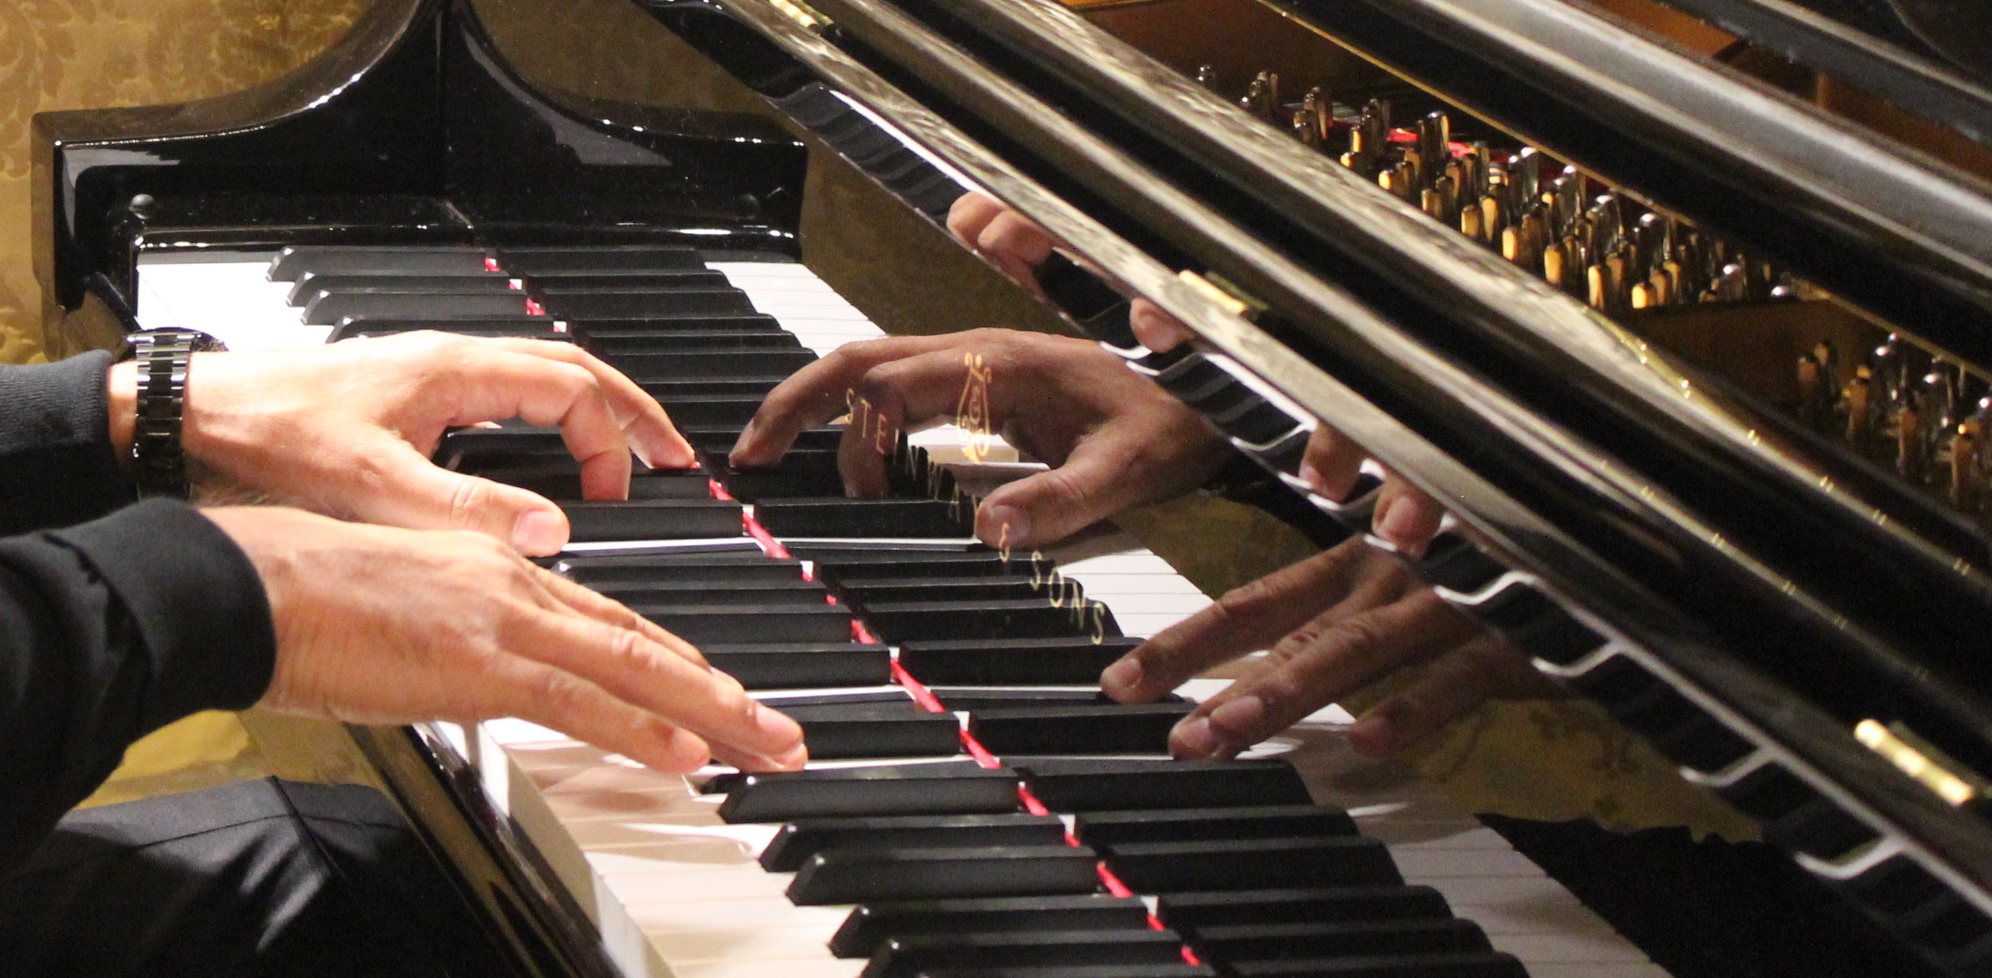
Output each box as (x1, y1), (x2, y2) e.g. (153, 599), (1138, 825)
(1240, 72), (1278, 121)
(1469, 142), (1492, 197)
(1364, 98), (1392, 140)
(1195, 65), (1219, 91)
(1291, 108), (1320, 147)
(1586, 195), (1624, 256)
(1897, 387), (1926, 481)
(1303, 87), (1333, 145)
(1797, 355), (1826, 430)
(1459, 200), (1485, 241)
(1511, 148), (1542, 207)
(1845, 364), (1878, 454)
(1712, 263), (1749, 302)
(1952, 419), (1982, 510)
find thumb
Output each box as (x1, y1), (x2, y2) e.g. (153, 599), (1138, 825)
(974, 444), (1140, 550)
(346, 441), (572, 555)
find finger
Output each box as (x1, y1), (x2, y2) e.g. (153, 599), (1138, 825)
(947, 193), (1008, 248)
(345, 437), (573, 555)
(838, 348), (1013, 497)
(486, 338), (693, 469)
(488, 658), (716, 773)
(1297, 425), (1367, 501)
(515, 610), (807, 762)
(530, 565), (711, 671)
(1346, 633), (1551, 756)
(731, 335), (965, 467)
(442, 347), (635, 502)
(1101, 541), (1397, 702)
(975, 212), (1055, 296)
(1371, 472), (1446, 557)
(1171, 588), (1480, 759)
(973, 431), (1154, 550)
(711, 738), (812, 774)
(1129, 300), (1196, 353)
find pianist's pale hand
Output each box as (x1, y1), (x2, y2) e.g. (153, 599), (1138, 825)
(1131, 299), (1446, 555)
(730, 328), (1229, 550)
(1101, 536), (1556, 758)
(112, 332), (695, 556)
(203, 506), (808, 773)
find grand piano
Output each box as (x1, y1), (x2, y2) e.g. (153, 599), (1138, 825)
(31, 0), (1992, 976)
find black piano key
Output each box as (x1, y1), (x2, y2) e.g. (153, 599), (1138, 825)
(921, 968), (1215, 978)
(898, 637), (1143, 686)
(1074, 805), (1357, 848)
(640, 379), (783, 400)
(717, 763), (1021, 822)
(493, 245), (704, 274)
(302, 288), (542, 324)
(711, 464), (846, 501)
(968, 703), (1193, 755)
(683, 425), (846, 456)
(860, 600), (1120, 643)
(1209, 397), (1305, 447)
(558, 500), (742, 542)
(786, 708), (964, 760)
(585, 330), (799, 357)
(630, 604), (852, 644)
(605, 348), (818, 379)
(758, 690), (916, 709)
(473, 469), (713, 501)
(791, 845), (1102, 905)
(268, 244), (486, 281)
(642, 395), (764, 428)
(831, 894), (1149, 959)
(761, 813), (1066, 871)
(577, 579), (831, 606)
(1017, 759), (1313, 811)
(553, 552), (799, 586)
(1155, 887), (1452, 932)
(837, 575), (1051, 605)
(862, 930), (1186, 978)
(536, 288), (756, 320)
(930, 689), (1151, 712)
(288, 272), (510, 306)
(795, 546), (1016, 581)
(755, 499), (973, 539)
(1103, 837), (1402, 891)
(579, 320), (789, 352)
(570, 314), (783, 335)
(1190, 919), (1490, 962)
(1226, 952), (1527, 978)
(328, 318), (565, 341)
(703, 642), (892, 690)
(528, 271), (730, 293)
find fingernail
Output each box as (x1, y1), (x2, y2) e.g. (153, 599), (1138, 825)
(772, 742), (810, 770)
(1100, 657), (1143, 695)
(512, 509), (567, 554)
(1172, 716), (1222, 758)
(1348, 710), (1401, 756)
(979, 504), (1030, 549)
(1208, 695), (1265, 739)
(1297, 461), (1329, 496)
(1378, 498), (1423, 550)
(1130, 304), (1176, 352)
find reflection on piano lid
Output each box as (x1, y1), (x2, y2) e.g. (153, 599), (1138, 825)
(29, 0), (1992, 974)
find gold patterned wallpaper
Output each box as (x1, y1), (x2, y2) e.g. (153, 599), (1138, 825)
(0, 0), (365, 364)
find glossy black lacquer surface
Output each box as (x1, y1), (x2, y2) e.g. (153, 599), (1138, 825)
(34, 0), (808, 326)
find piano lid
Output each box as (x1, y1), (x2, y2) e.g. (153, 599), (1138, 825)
(641, 0), (1992, 971)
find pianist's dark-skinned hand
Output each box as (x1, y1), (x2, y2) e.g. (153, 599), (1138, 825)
(106, 331), (696, 556)
(201, 506), (807, 773)
(952, 192), (1448, 554)
(730, 327), (1230, 551)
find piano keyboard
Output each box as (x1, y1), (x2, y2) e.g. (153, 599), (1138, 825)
(134, 244), (1669, 978)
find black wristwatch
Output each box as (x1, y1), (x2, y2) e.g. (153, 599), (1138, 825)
(125, 328), (228, 499)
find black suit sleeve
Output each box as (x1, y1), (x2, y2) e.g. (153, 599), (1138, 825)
(0, 351), (136, 535)
(0, 354), (277, 875)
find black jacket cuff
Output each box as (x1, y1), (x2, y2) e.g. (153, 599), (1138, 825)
(51, 499), (276, 727)
(0, 351), (136, 533)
